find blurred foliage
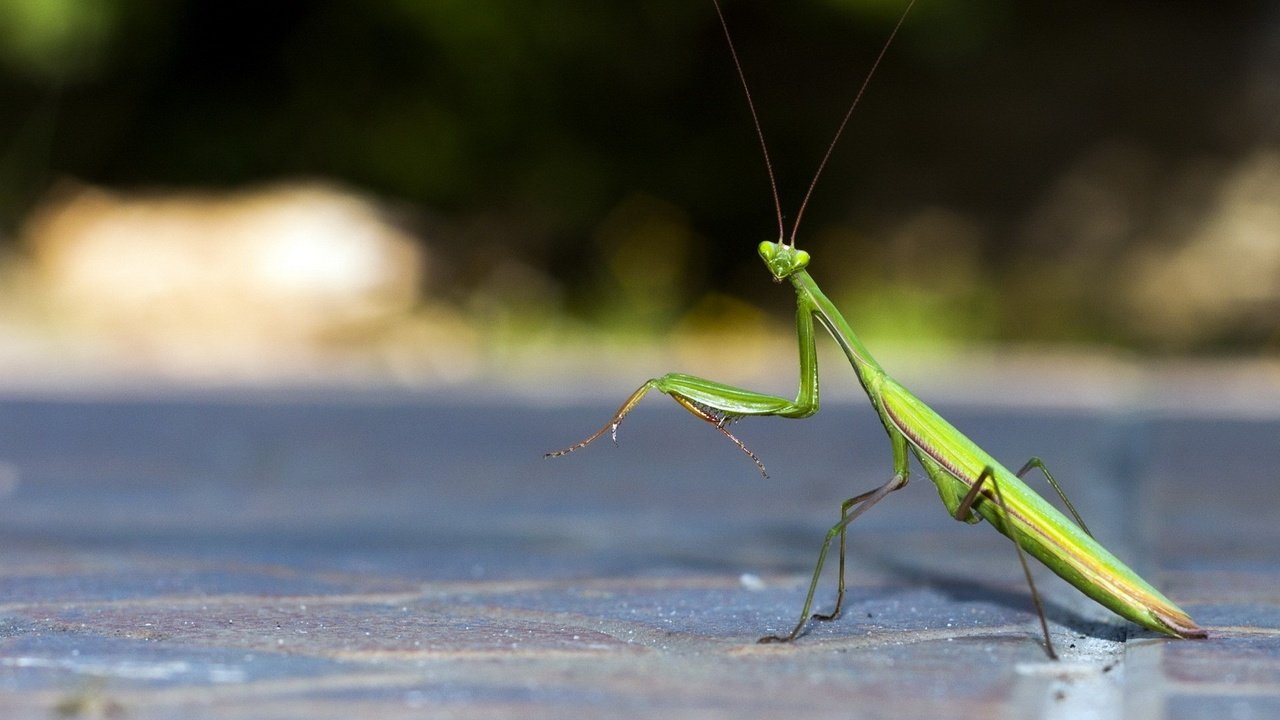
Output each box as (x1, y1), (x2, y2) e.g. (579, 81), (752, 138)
(0, 0), (119, 79)
(0, 0), (1276, 355)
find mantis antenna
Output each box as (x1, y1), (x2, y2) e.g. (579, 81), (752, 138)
(710, 0), (918, 248)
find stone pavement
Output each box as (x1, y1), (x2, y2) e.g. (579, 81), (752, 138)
(0, 388), (1273, 718)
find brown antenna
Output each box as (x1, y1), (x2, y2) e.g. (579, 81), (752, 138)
(712, 0), (918, 248)
(712, 0), (785, 242)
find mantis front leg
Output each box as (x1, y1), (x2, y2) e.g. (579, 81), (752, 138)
(546, 293), (826, 478)
(544, 375), (781, 477)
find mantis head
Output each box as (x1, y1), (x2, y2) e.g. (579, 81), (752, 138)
(758, 241), (811, 282)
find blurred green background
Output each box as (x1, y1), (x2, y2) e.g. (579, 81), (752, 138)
(0, 0), (1276, 386)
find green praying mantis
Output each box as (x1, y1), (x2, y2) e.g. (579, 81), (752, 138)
(547, 0), (1205, 659)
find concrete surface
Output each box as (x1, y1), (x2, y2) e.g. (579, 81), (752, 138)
(0, 388), (1273, 718)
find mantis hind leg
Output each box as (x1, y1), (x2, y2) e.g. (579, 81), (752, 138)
(1015, 457), (1092, 537)
(955, 467), (1058, 660)
(759, 472), (907, 644)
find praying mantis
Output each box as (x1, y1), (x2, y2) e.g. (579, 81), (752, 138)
(547, 0), (1205, 658)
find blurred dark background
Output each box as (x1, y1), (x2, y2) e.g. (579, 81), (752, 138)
(0, 0), (1276, 385)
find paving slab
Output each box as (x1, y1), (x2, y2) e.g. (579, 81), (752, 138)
(0, 391), (1272, 718)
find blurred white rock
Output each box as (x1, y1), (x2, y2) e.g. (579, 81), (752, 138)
(24, 181), (423, 336)
(8, 181), (478, 385)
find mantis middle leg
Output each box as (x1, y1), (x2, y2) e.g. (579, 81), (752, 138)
(758, 470), (908, 644)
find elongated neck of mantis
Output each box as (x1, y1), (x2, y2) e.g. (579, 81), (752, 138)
(790, 269), (885, 382)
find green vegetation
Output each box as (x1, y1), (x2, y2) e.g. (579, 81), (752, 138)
(0, 1), (1274, 355)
